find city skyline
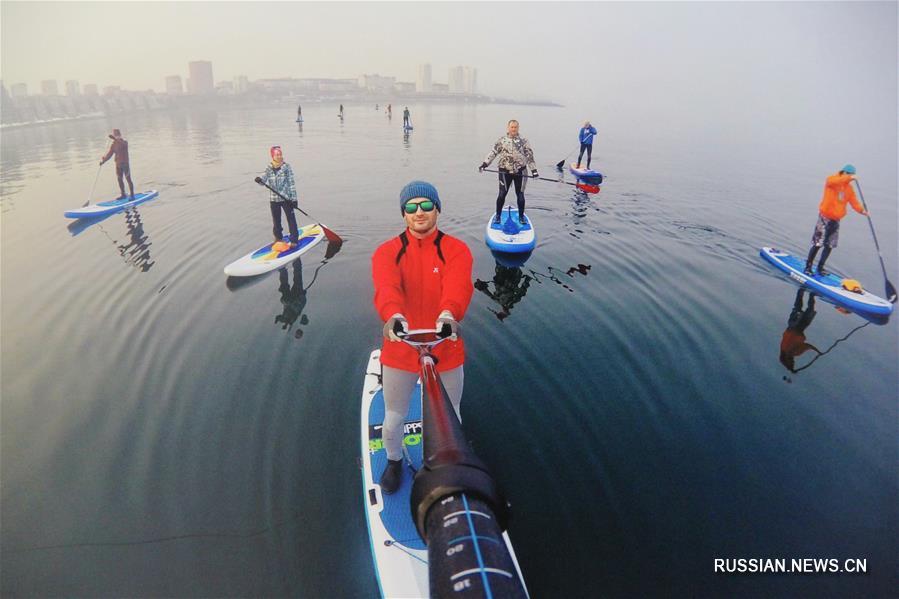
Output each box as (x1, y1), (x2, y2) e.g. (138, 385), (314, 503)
(3, 60), (481, 100)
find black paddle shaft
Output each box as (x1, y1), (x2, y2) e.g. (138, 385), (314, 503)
(254, 177), (311, 218)
(854, 181), (897, 303)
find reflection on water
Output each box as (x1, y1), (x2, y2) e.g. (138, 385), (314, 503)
(66, 207), (155, 272)
(226, 239), (342, 340)
(475, 261), (533, 322)
(779, 288), (872, 381)
(527, 263), (591, 293)
(275, 261), (309, 338)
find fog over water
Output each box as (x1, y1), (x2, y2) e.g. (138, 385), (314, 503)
(1, 2), (897, 598)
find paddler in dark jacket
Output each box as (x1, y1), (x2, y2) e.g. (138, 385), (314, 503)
(99, 128), (134, 200)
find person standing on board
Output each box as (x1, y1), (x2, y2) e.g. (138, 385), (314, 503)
(576, 120), (597, 169)
(371, 180), (474, 494)
(259, 146), (299, 247)
(386, 104), (392, 118)
(99, 128), (134, 200)
(297, 104), (302, 120)
(803, 164), (867, 276)
(402, 106), (411, 128)
(339, 104), (344, 118)
(479, 119), (538, 225)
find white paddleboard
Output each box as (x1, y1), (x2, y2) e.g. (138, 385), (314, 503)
(224, 223), (325, 277)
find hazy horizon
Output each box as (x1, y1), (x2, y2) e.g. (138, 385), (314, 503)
(3, 2), (896, 103)
(2, 2), (897, 178)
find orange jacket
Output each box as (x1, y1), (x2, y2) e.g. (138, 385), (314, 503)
(372, 228), (473, 373)
(818, 173), (863, 221)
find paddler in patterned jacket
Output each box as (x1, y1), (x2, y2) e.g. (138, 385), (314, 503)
(371, 180), (474, 494)
(259, 145), (299, 246)
(479, 119), (538, 225)
(803, 164), (867, 276)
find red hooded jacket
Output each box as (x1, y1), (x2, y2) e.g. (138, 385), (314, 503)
(372, 228), (473, 373)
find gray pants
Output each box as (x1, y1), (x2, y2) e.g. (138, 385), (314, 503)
(382, 364), (463, 461)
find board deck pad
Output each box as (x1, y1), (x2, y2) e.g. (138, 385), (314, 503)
(485, 208), (536, 253)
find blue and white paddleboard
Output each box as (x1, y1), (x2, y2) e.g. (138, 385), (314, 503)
(360, 350), (526, 598)
(568, 164), (603, 183)
(485, 208), (536, 253)
(224, 223), (325, 277)
(760, 246), (893, 317)
(403, 124), (413, 132)
(296, 117), (304, 123)
(64, 190), (159, 219)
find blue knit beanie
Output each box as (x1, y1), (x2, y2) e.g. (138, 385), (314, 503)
(399, 180), (441, 214)
(841, 164), (856, 175)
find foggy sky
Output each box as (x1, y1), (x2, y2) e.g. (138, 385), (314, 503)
(2, 2), (897, 166)
(2, 2), (895, 103)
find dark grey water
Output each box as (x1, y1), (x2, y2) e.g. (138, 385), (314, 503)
(2, 104), (896, 597)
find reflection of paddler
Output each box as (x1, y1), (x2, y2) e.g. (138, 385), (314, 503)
(780, 288), (822, 373)
(474, 264), (532, 321)
(276, 259), (309, 338)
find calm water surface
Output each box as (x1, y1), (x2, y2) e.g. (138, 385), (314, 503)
(2, 104), (896, 597)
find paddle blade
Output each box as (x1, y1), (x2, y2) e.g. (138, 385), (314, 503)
(320, 224), (343, 244)
(323, 238), (343, 260)
(556, 160), (565, 169)
(886, 279), (897, 304)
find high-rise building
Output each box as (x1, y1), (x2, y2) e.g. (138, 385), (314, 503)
(187, 61), (214, 94)
(234, 75), (250, 94)
(65, 80), (81, 96)
(449, 66), (477, 94)
(165, 75), (184, 95)
(41, 80), (59, 96)
(416, 63), (432, 93)
(102, 86), (121, 96)
(11, 83), (28, 97)
(448, 67), (465, 94)
(83, 84), (99, 96)
(464, 67), (477, 94)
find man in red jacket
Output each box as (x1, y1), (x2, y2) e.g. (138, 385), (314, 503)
(371, 180), (474, 494)
(99, 128), (134, 200)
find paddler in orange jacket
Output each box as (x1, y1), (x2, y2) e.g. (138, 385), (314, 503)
(804, 164), (867, 275)
(371, 180), (473, 494)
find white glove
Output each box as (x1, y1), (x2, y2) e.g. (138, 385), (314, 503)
(435, 310), (459, 341)
(383, 314), (408, 342)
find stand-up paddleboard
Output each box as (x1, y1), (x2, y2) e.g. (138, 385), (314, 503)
(403, 124), (414, 132)
(760, 247), (893, 317)
(486, 207), (536, 253)
(64, 190), (159, 219)
(360, 349), (527, 598)
(224, 223), (325, 277)
(568, 164), (603, 184)
(296, 117), (304, 123)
